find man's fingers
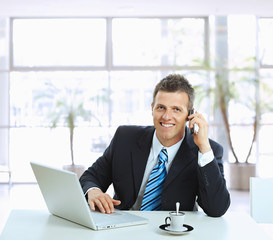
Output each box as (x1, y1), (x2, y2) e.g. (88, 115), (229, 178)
(94, 198), (109, 213)
(89, 201), (96, 211)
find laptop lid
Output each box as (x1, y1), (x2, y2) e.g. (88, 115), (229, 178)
(30, 162), (148, 230)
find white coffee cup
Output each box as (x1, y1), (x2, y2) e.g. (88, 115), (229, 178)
(165, 211), (185, 231)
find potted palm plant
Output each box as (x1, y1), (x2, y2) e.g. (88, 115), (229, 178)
(194, 58), (264, 190)
(35, 81), (103, 178)
(213, 70), (258, 190)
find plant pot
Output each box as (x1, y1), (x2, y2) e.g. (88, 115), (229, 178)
(63, 164), (86, 179)
(228, 163), (256, 191)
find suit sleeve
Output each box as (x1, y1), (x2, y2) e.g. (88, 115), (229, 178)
(79, 129), (117, 194)
(196, 141), (231, 217)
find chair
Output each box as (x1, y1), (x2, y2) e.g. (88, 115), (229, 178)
(250, 177), (273, 223)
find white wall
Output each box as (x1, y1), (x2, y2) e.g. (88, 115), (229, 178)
(0, 0), (272, 17)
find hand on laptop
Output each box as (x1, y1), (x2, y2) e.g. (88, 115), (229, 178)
(87, 188), (121, 214)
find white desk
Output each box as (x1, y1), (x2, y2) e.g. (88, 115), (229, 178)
(0, 210), (272, 240)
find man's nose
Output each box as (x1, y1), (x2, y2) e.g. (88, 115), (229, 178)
(162, 109), (172, 119)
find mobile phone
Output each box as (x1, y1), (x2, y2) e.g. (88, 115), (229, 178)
(188, 109), (196, 134)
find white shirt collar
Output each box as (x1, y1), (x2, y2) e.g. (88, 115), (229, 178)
(152, 131), (184, 164)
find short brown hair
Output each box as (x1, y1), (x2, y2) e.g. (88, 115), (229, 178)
(152, 74), (194, 110)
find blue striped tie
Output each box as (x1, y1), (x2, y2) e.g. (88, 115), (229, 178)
(140, 149), (168, 211)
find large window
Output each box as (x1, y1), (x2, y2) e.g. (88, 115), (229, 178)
(1, 16), (272, 182)
(7, 17), (209, 182)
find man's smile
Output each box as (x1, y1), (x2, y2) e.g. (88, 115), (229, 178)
(160, 123), (175, 128)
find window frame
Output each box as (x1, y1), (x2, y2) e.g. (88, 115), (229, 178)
(10, 16), (210, 72)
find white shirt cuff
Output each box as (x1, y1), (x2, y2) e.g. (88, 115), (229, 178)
(85, 187), (101, 195)
(198, 150), (214, 167)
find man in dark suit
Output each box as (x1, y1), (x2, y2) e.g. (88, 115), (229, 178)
(80, 74), (230, 217)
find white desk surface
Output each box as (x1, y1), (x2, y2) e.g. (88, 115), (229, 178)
(0, 210), (272, 240)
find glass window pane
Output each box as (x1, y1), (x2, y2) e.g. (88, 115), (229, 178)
(258, 125), (273, 177)
(10, 71), (109, 127)
(259, 18), (273, 66)
(228, 71), (256, 125)
(9, 71), (111, 181)
(228, 16), (256, 68)
(167, 19), (206, 66)
(0, 73), (9, 167)
(0, 18), (9, 70)
(0, 73), (9, 127)
(229, 125), (257, 163)
(112, 18), (205, 67)
(110, 71), (160, 126)
(259, 125), (273, 155)
(260, 69), (273, 124)
(9, 126), (113, 182)
(12, 18), (106, 67)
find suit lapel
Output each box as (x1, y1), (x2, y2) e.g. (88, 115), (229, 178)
(131, 127), (154, 197)
(164, 128), (198, 189)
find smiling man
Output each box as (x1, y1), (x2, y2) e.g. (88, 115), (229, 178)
(80, 74), (230, 217)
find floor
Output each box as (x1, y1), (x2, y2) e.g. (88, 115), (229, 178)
(0, 184), (272, 239)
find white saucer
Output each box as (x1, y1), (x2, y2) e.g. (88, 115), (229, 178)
(159, 224), (194, 235)
(166, 226), (188, 232)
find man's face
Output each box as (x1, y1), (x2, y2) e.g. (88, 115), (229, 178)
(152, 90), (189, 147)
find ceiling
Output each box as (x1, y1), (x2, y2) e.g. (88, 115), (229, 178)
(0, 0), (272, 17)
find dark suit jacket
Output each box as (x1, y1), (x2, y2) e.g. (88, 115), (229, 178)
(80, 125), (230, 217)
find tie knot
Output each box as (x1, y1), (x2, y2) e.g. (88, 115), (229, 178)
(159, 149), (168, 164)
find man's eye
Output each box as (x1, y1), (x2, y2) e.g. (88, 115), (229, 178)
(158, 106), (164, 110)
(175, 108), (181, 112)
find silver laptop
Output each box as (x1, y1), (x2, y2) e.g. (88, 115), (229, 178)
(30, 161), (148, 230)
